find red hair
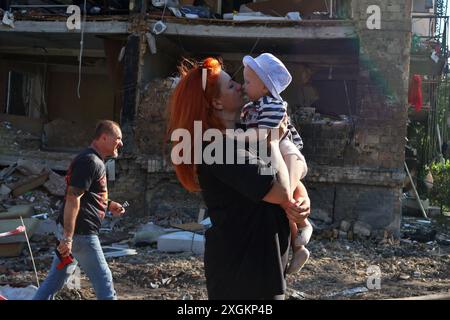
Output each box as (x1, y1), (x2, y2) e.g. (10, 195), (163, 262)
(166, 57), (225, 192)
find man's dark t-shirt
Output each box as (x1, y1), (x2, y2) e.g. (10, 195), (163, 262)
(57, 148), (108, 235)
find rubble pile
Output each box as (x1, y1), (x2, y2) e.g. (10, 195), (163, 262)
(135, 78), (176, 156)
(0, 158), (65, 259)
(310, 211), (450, 245)
(0, 121), (40, 153)
(1, 122), (448, 299)
(290, 237), (450, 300)
(1, 149), (449, 300)
(0, 159), (66, 202)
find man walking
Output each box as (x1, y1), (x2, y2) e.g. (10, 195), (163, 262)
(34, 120), (125, 300)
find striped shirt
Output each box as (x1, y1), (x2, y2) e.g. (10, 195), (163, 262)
(241, 96), (303, 150)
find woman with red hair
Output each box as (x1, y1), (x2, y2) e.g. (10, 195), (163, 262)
(166, 57), (310, 299)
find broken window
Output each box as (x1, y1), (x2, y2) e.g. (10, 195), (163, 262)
(4, 71), (33, 117)
(309, 66), (357, 117)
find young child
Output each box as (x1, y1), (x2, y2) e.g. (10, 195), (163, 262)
(240, 53), (313, 274)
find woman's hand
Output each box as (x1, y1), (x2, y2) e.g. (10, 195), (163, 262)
(281, 196), (311, 224)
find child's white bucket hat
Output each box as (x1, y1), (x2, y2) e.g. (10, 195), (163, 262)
(243, 53), (292, 101)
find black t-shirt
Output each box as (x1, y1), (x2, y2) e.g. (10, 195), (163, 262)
(57, 148), (108, 235)
(197, 136), (290, 300)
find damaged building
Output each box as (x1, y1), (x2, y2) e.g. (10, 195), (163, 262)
(0, 0), (423, 239)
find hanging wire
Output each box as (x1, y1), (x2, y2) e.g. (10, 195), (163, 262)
(432, 78), (441, 161)
(161, 1), (168, 21)
(231, 35), (263, 80)
(77, 0), (87, 99)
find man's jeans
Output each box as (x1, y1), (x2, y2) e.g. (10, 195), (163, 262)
(33, 225), (116, 300)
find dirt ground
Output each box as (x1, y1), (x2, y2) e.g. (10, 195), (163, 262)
(1, 120), (449, 300)
(2, 223), (449, 300)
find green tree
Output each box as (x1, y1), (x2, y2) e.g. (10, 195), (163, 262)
(429, 160), (450, 210)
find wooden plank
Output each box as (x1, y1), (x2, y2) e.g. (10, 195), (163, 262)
(0, 243), (26, 257)
(8, 172), (49, 197)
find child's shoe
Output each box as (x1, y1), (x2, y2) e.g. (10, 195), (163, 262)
(295, 223), (313, 247)
(287, 246), (310, 274)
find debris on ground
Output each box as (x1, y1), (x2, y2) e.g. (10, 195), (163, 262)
(0, 121), (40, 153)
(1, 217), (448, 300)
(0, 122), (68, 258)
(1, 116), (449, 299)
(157, 231), (205, 255)
(0, 285), (37, 300)
(327, 286), (369, 298)
(102, 246), (138, 259)
(133, 222), (169, 246)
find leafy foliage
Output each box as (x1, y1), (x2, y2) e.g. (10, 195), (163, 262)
(429, 160), (450, 209)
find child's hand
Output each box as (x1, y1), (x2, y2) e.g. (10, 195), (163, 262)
(295, 197), (310, 213)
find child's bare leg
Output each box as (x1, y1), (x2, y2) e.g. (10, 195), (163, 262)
(288, 210), (310, 275)
(282, 152), (312, 274)
(289, 220), (298, 247)
(292, 182), (313, 246)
